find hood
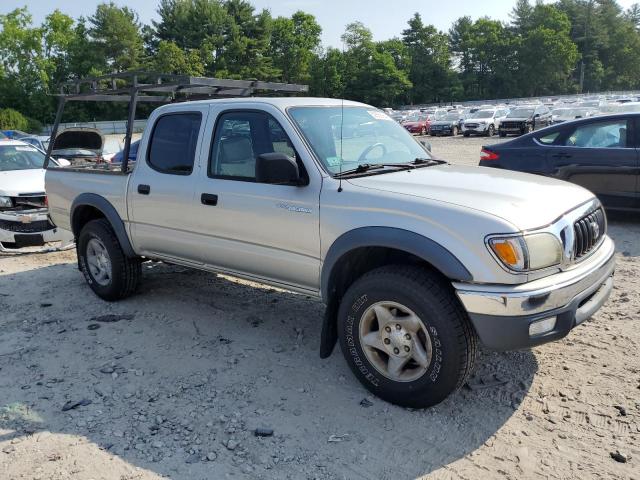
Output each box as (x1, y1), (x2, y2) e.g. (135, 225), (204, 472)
(431, 120), (457, 126)
(504, 117), (531, 122)
(53, 128), (104, 152)
(347, 164), (594, 231)
(402, 121), (422, 127)
(0, 169), (45, 196)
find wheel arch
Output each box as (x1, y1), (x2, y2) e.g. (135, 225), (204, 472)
(319, 227), (473, 358)
(71, 193), (135, 257)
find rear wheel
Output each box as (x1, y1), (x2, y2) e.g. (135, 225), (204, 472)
(78, 219), (141, 301)
(487, 124), (495, 137)
(337, 266), (477, 408)
(451, 126), (458, 136)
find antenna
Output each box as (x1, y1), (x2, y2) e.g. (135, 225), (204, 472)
(338, 96), (344, 192)
(338, 39), (346, 193)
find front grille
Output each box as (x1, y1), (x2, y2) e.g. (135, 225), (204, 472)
(573, 208), (606, 259)
(465, 123), (479, 129)
(0, 219), (55, 233)
(501, 121), (523, 129)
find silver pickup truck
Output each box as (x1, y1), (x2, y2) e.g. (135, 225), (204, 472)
(46, 97), (615, 408)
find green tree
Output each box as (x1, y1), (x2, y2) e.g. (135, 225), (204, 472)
(88, 3), (144, 72)
(341, 22), (411, 106)
(0, 108), (29, 130)
(402, 13), (454, 103)
(270, 11), (322, 83)
(516, 4), (580, 96)
(309, 47), (345, 98)
(150, 40), (205, 75)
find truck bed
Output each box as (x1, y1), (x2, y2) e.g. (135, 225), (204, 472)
(46, 166), (132, 233)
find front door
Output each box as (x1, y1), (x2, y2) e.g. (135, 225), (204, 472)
(547, 117), (638, 210)
(192, 106), (322, 292)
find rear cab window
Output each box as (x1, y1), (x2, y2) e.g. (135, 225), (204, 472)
(147, 113), (202, 175)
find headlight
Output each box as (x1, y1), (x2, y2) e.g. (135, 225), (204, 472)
(488, 233), (562, 272)
(0, 196), (12, 208)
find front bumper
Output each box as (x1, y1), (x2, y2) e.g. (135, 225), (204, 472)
(462, 124), (488, 134)
(453, 236), (615, 350)
(0, 210), (74, 253)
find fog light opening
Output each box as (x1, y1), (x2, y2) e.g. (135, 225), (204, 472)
(529, 316), (557, 337)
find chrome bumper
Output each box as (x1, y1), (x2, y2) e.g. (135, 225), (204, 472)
(454, 236), (615, 316)
(453, 236), (615, 350)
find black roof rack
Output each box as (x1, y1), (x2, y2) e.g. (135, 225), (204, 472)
(44, 71), (308, 172)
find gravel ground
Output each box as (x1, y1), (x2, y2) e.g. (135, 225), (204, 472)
(0, 135), (638, 480)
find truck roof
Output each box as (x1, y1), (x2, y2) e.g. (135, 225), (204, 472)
(154, 97), (369, 111)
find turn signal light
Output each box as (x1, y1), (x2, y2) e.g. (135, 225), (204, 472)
(480, 148), (499, 161)
(492, 241), (519, 265)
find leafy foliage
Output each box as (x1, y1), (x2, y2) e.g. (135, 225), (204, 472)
(1, 0), (639, 129)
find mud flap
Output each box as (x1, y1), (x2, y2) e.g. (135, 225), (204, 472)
(319, 297), (339, 359)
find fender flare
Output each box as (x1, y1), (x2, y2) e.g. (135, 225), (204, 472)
(318, 227), (472, 359)
(321, 227), (472, 300)
(70, 193), (136, 257)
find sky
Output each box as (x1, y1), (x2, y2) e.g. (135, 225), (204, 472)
(3, 0), (638, 47)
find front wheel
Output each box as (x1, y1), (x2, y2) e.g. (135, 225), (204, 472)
(337, 266), (477, 408)
(451, 126), (458, 136)
(486, 124), (495, 137)
(78, 219), (141, 301)
(420, 127), (426, 136)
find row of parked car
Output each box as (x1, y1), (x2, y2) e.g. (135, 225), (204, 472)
(389, 95), (640, 138)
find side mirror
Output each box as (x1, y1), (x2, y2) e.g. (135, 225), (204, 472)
(534, 113), (541, 118)
(255, 153), (302, 185)
(420, 140), (432, 152)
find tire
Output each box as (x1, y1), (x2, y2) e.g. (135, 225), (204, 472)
(526, 124), (533, 134)
(420, 127), (426, 136)
(337, 265), (477, 408)
(486, 125), (495, 137)
(77, 219), (141, 301)
(451, 126), (458, 136)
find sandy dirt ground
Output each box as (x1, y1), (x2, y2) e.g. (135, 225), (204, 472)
(0, 136), (638, 480)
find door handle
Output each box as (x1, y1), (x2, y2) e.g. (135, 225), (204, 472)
(551, 153), (572, 159)
(201, 193), (218, 206)
(138, 184), (151, 195)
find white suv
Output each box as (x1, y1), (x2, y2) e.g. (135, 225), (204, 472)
(462, 108), (509, 137)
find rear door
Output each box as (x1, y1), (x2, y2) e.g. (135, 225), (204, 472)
(128, 105), (209, 262)
(546, 116), (638, 209)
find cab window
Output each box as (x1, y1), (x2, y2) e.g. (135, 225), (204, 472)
(209, 111), (300, 182)
(564, 120), (628, 148)
(147, 113), (202, 175)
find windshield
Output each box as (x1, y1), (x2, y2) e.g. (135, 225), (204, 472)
(507, 108), (534, 118)
(288, 106), (431, 174)
(471, 110), (494, 119)
(0, 144), (45, 171)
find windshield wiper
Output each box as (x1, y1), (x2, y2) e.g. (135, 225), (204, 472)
(411, 157), (447, 166)
(334, 162), (417, 178)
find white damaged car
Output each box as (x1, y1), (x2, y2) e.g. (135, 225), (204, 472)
(0, 140), (73, 253)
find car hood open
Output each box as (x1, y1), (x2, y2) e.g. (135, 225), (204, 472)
(347, 164), (594, 231)
(52, 128), (104, 152)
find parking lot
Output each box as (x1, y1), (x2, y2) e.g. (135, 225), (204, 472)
(0, 136), (638, 480)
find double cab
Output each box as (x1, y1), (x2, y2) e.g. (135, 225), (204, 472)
(46, 98), (615, 408)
